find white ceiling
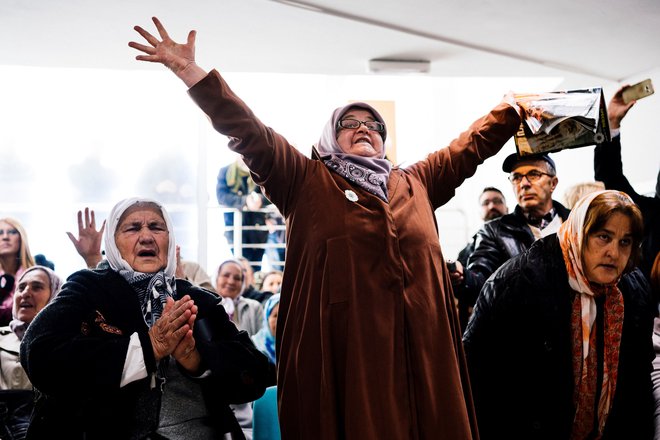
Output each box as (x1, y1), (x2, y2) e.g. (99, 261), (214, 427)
(2, 0), (659, 82)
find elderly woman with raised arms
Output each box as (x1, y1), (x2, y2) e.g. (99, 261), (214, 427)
(129, 17), (522, 440)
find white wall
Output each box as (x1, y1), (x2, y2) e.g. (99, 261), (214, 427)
(1, 66), (657, 278)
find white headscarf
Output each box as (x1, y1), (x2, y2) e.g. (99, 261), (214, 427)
(104, 197), (177, 278)
(103, 197), (177, 326)
(10, 265), (62, 340)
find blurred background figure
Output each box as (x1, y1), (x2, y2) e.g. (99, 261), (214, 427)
(563, 181), (606, 209)
(251, 294), (280, 386)
(450, 187), (508, 330)
(216, 259), (265, 337)
(260, 270), (283, 296)
(217, 156), (271, 272)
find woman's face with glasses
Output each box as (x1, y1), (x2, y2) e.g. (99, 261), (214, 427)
(0, 221), (20, 258)
(335, 108), (384, 158)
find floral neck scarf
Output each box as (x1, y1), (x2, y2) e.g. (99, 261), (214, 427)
(316, 102), (392, 202)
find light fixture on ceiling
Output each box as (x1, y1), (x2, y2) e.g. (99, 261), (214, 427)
(368, 58), (431, 74)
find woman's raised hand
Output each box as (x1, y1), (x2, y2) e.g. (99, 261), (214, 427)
(129, 17), (207, 87)
(66, 207), (105, 269)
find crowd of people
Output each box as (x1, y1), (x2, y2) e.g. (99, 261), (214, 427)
(0, 15), (657, 440)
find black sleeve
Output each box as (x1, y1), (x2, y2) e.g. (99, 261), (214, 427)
(187, 287), (270, 404)
(462, 224), (508, 306)
(20, 272), (156, 396)
(594, 135), (640, 199)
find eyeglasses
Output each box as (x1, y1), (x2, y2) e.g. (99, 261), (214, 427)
(0, 229), (19, 237)
(508, 170), (554, 184)
(337, 118), (385, 132)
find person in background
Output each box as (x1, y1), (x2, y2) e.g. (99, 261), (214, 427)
(216, 259), (264, 337)
(260, 270), (283, 295)
(0, 266), (62, 440)
(594, 84), (659, 281)
(563, 181), (606, 210)
(33, 255), (55, 271)
(458, 153), (571, 321)
(129, 17), (521, 439)
(251, 294), (280, 386)
(217, 156), (270, 272)
(464, 190), (653, 439)
(238, 257), (271, 304)
(22, 197), (269, 439)
(449, 187), (508, 330)
(264, 208), (285, 270)
(175, 245), (216, 294)
(0, 218), (35, 327)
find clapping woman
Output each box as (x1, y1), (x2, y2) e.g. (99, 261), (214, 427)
(21, 197), (269, 439)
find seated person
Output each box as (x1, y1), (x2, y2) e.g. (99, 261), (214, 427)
(0, 218), (36, 326)
(21, 197), (269, 439)
(216, 259), (265, 337)
(0, 266), (61, 440)
(260, 270), (283, 295)
(251, 294), (280, 386)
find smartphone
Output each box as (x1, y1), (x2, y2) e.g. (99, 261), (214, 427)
(446, 260), (457, 272)
(622, 78), (655, 104)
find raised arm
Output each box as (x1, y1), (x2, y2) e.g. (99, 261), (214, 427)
(129, 16), (207, 88)
(66, 207), (105, 269)
(594, 85), (640, 199)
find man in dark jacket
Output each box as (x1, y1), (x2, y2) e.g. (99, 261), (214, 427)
(450, 187), (508, 330)
(594, 85), (659, 281)
(454, 152), (570, 320)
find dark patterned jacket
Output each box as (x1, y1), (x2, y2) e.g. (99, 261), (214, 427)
(21, 268), (269, 439)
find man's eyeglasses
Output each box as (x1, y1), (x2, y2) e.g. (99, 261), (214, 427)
(337, 118), (385, 132)
(508, 170), (554, 184)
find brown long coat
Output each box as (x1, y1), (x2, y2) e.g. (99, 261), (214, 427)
(189, 71), (520, 440)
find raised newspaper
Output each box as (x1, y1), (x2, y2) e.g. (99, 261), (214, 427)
(513, 87), (610, 156)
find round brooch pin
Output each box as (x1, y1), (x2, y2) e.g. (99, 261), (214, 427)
(344, 190), (358, 202)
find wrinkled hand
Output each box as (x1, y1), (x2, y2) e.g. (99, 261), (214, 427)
(172, 318), (202, 374)
(608, 85), (635, 129)
(149, 295), (198, 361)
(129, 17), (207, 87)
(66, 207), (105, 269)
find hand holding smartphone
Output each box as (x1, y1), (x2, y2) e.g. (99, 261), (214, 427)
(622, 79), (654, 104)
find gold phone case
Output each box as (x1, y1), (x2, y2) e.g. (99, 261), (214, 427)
(622, 79), (655, 104)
